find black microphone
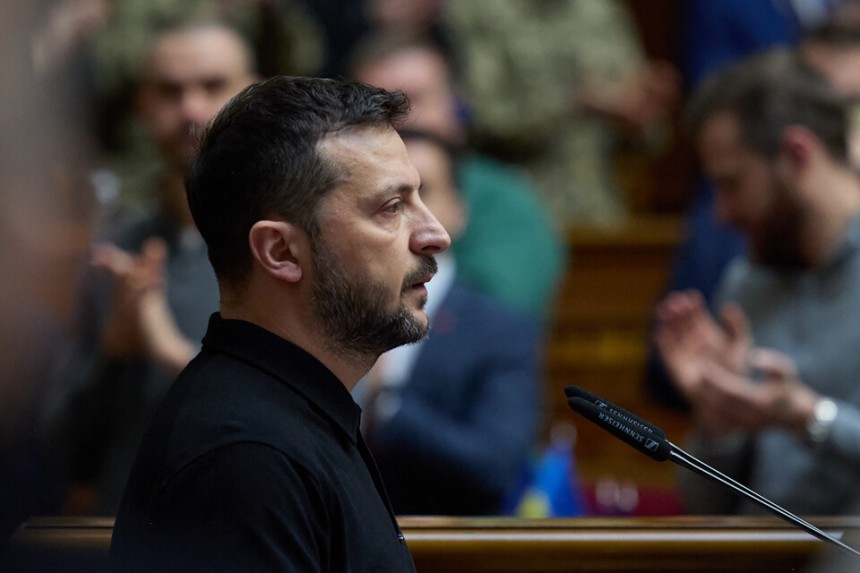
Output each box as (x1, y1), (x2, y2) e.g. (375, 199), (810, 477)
(565, 386), (665, 438)
(564, 385), (860, 560)
(567, 396), (670, 461)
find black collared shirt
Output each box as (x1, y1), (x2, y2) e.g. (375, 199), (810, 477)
(110, 314), (415, 572)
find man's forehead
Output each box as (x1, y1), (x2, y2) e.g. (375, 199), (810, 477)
(317, 126), (418, 201)
(699, 111), (762, 162)
(699, 114), (753, 172)
(361, 47), (447, 89)
(143, 26), (251, 81)
(701, 110), (742, 141)
(318, 125), (402, 162)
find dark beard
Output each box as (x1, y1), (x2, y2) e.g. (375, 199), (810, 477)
(311, 241), (437, 359)
(751, 182), (807, 270)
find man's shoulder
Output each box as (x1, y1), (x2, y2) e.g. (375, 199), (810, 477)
(110, 438), (332, 573)
(172, 349), (335, 446)
(133, 349), (341, 491)
(112, 347), (415, 573)
(114, 349), (344, 522)
(447, 280), (530, 316)
(438, 280), (539, 338)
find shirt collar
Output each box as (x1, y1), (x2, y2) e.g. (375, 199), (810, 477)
(201, 313), (362, 442)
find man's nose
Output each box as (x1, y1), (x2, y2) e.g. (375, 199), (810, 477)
(179, 90), (216, 125)
(410, 205), (451, 256)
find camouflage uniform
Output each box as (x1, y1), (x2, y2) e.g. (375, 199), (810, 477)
(444, 0), (646, 226)
(90, 0), (321, 98)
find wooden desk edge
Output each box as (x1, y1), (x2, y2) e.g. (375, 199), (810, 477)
(9, 515), (859, 573)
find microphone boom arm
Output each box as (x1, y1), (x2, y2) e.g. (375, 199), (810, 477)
(565, 386), (860, 560)
(668, 441), (860, 558)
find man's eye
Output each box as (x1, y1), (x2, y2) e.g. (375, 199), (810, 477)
(203, 79), (227, 94)
(382, 201), (402, 214)
(154, 83), (182, 101)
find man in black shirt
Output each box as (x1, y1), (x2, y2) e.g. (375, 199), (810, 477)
(109, 76), (450, 571)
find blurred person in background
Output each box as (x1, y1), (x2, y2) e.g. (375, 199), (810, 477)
(801, 16), (860, 169)
(654, 49), (860, 517)
(354, 128), (542, 516)
(295, 0), (444, 78)
(441, 0), (679, 227)
(46, 18), (258, 515)
(85, 0), (321, 216)
(646, 0), (860, 411)
(0, 0), (102, 542)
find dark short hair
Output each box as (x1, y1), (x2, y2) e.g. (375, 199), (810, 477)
(803, 17), (860, 50)
(686, 48), (848, 162)
(347, 30), (461, 87)
(187, 75), (409, 289)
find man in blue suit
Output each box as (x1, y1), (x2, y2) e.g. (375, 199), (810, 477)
(354, 128), (543, 516)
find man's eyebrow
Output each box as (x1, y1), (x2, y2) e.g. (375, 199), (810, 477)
(381, 182), (418, 196)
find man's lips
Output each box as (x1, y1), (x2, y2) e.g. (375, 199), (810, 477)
(403, 272), (435, 294)
(402, 256), (439, 293)
(412, 273), (435, 287)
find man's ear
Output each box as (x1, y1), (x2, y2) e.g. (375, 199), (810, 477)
(779, 125), (818, 172)
(248, 220), (304, 283)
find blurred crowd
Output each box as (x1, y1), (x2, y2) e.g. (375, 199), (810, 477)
(5, 1), (860, 562)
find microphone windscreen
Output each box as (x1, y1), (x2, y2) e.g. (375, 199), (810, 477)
(567, 397), (671, 462)
(564, 386), (665, 437)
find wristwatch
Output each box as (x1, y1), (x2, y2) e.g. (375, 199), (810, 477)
(806, 398), (838, 444)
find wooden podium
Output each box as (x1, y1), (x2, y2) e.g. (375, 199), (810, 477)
(6, 515), (859, 572)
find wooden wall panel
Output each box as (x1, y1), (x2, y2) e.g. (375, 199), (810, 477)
(545, 216), (690, 504)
